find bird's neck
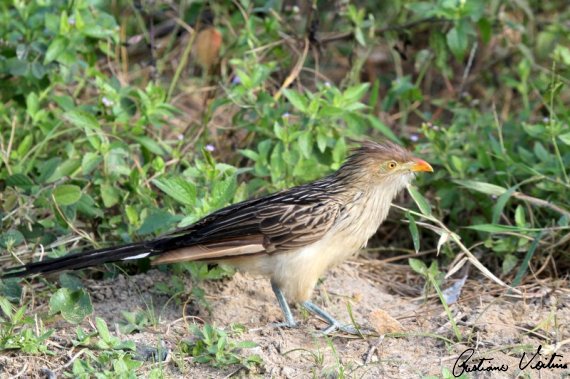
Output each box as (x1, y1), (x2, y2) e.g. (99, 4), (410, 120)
(334, 177), (408, 245)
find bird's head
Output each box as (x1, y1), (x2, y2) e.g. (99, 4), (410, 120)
(338, 140), (433, 192)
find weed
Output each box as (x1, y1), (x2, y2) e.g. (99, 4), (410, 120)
(180, 323), (262, 368)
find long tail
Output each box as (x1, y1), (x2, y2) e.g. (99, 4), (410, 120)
(1, 241), (163, 279)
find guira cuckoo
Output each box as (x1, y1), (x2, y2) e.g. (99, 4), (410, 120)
(3, 141), (433, 334)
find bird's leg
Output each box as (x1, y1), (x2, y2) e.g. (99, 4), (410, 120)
(270, 280), (297, 328)
(303, 301), (360, 335)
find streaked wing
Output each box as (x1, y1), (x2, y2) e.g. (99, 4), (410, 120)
(258, 201), (341, 251)
(152, 184), (342, 264)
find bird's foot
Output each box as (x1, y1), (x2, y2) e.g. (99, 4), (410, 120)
(270, 320), (298, 329)
(271, 281), (298, 330)
(321, 322), (360, 335)
(303, 300), (369, 336)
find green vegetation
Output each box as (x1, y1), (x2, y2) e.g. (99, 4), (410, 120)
(180, 323), (262, 368)
(0, 0), (569, 376)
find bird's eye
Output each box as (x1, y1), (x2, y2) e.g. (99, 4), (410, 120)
(387, 161), (398, 170)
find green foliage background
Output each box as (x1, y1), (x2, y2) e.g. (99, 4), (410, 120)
(0, 0), (569, 372)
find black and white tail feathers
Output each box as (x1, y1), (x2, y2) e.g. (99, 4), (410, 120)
(1, 240), (164, 279)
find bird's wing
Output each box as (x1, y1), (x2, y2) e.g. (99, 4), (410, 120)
(151, 189), (342, 264)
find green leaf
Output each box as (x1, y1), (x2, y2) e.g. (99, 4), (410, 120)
(298, 131), (313, 158)
(95, 317), (112, 342)
(37, 157), (61, 183)
(283, 89), (307, 112)
(44, 36), (66, 63)
(446, 24), (468, 60)
(211, 175), (237, 209)
(409, 258), (427, 275)
(406, 212), (420, 253)
(453, 180), (507, 196)
(134, 136), (166, 156)
(1, 278), (22, 302)
(533, 142), (550, 162)
(515, 205), (526, 227)
(0, 229), (25, 248)
(0, 297), (13, 318)
(354, 27), (366, 46)
(450, 156), (465, 173)
(239, 149), (259, 161)
(466, 224), (542, 233)
(47, 159), (81, 183)
(342, 83), (370, 103)
(407, 185), (432, 216)
(82, 152), (102, 175)
(511, 231), (544, 288)
(76, 194), (103, 218)
(53, 185), (82, 206)
(64, 110), (100, 131)
(366, 115), (401, 143)
(316, 133), (327, 153)
(6, 173), (34, 190)
(49, 288), (93, 324)
(332, 138), (346, 164)
(137, 209), (180, 236)
(477, 17), (492, 44)
(502, 254), (518, 275)
(236, 341), (257, 349)
(26, 92), (39, 118)
(522, 123), (545, 138)
(558, 132), (570, 146)
(269, 143), (285, 180)
(125, 205), (139, 226)
(153, 177), (196, 206)
(16, 134), (33, 157)
(100, 183), (120, 208)
(273, 123), (286, 141)
(492, 186), (517, 224)
(59, 273), (84, 290)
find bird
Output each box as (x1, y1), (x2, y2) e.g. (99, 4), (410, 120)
(2, 140), (433, 334)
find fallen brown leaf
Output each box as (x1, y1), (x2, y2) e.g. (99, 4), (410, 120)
(369, 309), (405, 334)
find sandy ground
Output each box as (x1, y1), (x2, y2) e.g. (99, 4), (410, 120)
(1, 259), (569, 378)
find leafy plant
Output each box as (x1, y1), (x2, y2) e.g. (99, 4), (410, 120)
(49, 287), (93, 324)
(0, 296), (53, 353)
(180, 323), (262, 368)
(120, 310), (152, 334)
(409, 258), (461, 341)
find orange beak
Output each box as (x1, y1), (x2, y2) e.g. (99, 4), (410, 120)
(411, 158), (434, 173)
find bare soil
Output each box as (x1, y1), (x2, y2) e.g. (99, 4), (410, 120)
(1, 259), (569, 378)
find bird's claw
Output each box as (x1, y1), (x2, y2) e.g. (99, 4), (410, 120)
(321, 322), (361, 335)
(270, 321), (298, 329)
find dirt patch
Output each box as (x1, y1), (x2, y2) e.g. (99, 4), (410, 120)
(2, 260), (569, 378)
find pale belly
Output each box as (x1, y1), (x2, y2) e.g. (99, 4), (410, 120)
(221, 230), (366, 303)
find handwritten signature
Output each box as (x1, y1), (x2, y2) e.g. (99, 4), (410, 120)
(453, 345), (568, 377)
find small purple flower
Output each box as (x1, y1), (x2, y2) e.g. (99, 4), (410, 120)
(102, 97), (113, 107)
(205, 144), (215, 152)
(543, 117), (549, 123)
(410, 134), (419, 142)
(324, 82), (331, 87)
(231, 76), (241, 85)
(282, 112), (291, 119)
(68, 17), (76, 26)
(177, 134), (184, 141)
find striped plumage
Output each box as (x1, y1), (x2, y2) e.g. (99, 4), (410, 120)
(2, 140), (433, 333)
